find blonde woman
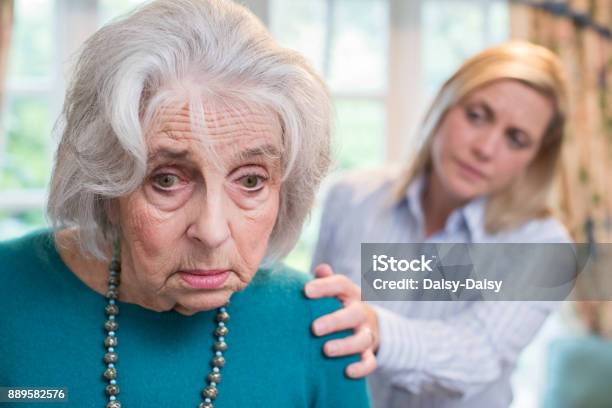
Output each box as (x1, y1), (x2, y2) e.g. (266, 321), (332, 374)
(305, 41), (572, 407)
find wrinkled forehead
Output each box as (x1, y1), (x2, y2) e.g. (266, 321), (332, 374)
(146, 100), (283, 166)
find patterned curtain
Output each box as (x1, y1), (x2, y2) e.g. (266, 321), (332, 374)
(511, 0), (611, 244)
(0, 0), (14, 145)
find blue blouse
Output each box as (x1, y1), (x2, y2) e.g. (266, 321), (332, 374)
(0, 229), (370, 407)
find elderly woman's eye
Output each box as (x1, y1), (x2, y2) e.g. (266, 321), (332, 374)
(153, 174), (180, 189)
(238, 174), (266, 190)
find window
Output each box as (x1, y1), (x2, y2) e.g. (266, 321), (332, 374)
(422, 0), (509, 96)
(0, 0), (56, 238)
(270, 0), (388, 173)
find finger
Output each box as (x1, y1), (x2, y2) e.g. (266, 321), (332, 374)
(323, 327), (374, 357)
(314, 263), (334, 279)
(346, 349), (377, 378)
(304, 274), (361, 301)
(311, 302), (366, 336)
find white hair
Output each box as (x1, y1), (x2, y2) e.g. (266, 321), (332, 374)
(47, 0), (332, 262)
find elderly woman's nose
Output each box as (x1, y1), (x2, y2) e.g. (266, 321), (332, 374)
(186, 195), (231, 248)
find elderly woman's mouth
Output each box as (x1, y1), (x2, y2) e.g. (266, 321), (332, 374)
(178, 269), (231, 289)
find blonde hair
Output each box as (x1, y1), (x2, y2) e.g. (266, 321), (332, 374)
(393, 41), (569, 233)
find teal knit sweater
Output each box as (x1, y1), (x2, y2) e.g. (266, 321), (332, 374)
(0, 229), (370, 407)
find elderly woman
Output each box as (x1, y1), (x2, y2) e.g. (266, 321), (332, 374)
(0, 1), (370, 407)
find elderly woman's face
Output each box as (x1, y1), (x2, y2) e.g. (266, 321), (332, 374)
(115, 103), (282, 315)
(431, 80), (554, 202)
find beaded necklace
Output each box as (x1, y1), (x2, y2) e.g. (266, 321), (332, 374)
(102, 242), (229, 408)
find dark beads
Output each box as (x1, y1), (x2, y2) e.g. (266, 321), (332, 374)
(216, 311), (229, 323)
(211, 355), (225, 368)
(214, 341), (227, 352)
(103, 367), (117, 380)
(104, 352), (118, 364)
(105, 320), (119, 331)
(102, 257), (229, 408)
(105, 304), (119, 316)
(106, 400), (121, 408)
(104, 336), (118, 347)
(207, 371), (221, 384)
(106, 384), (120, 396)
(110, 260), (121, 272)
(214, 326), (228, 337)
(202, 385), (218, 400)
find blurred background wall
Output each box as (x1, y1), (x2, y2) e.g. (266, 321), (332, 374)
(0, 1), (610, 407)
